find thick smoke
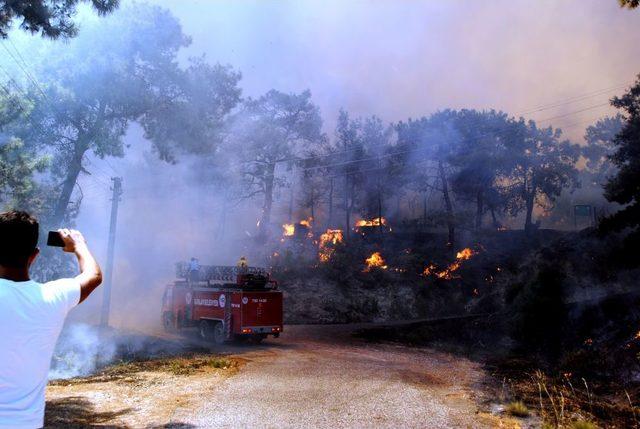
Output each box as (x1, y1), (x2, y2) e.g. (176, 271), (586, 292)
(1, 0), (639, 375)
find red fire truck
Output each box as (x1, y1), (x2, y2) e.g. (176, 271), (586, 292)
(161, 263), (283, 343)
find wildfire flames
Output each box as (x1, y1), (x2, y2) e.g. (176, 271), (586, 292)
(283, 217), (313, 237)
(456, 248), (474, 260)
(364, 251), (387, 272)
(422, 247), (476, 280)
(318, 229), (343, 262)
(282, 223), (295, 236)
(355, 217), (386, 228)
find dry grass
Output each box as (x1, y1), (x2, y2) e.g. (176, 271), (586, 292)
(505, 400), (530, 417)
(50, 354), (237, 385)
(567, 420), (599, 429)
(493, 367), (640, 428)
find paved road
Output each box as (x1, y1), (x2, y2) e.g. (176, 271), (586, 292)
(173, 324), (492, 428)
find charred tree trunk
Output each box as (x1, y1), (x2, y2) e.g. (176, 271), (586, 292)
(438, 161), (455, 247)
(475, 189), (484, 230)
(259, 163), (276, 237)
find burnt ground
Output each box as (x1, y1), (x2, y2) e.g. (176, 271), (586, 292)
(357, 311), (640, 428)
(45, 324), (525, 428)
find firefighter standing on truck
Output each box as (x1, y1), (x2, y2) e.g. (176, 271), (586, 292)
(237, 256), (248, 274)
(188, 257), (200, 283)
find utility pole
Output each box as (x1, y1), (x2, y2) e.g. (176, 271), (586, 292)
(100, 177), (123, 327)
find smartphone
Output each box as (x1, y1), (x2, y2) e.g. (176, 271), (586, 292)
(47, 231), (65, 247)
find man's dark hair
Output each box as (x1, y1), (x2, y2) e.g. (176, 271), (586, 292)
(0, 211), (39, 267)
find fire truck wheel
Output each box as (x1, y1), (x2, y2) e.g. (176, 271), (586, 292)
(199, 320), (214, 341)
(213, 322), (225, 345)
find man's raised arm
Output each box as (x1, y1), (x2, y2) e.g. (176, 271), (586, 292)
(59, 228), (103, 303)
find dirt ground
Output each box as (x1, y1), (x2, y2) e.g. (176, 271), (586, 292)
(45, 324), (526, 428)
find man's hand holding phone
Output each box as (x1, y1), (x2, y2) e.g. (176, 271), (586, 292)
(57, 229), (88, 253)
(47, 228), (102, 303)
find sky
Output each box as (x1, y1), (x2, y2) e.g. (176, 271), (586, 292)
(147, 0), (640, 140)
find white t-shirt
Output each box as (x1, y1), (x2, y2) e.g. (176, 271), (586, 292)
(0, 278), (80, 429)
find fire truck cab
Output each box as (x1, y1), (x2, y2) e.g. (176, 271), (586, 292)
(161, 263), (283, 344)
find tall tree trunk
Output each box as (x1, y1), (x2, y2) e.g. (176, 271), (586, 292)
(438, 161), (455, 247)
(475, 189), (484, 230)
(423, 192), (428, 228)
(309, 188), (316, 225)
(523, 172), (538, 235)
(259, 163), (276, 237)
(344, 174), (350, 241)
(490, 206), (498, 228)
(288, 182), (294, 222)
(524, 188), (536, 235)
(377, 185), (383, 236)
(327, 177), (333, 229)
(51, 143), (87, 227)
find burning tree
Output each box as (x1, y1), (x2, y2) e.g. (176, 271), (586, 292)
(331, 112), (405, 239)
(358, 116), (406, 236)
(334, 109), (366, 241)
(297, 142), (332, 226)
(231, 90), (323, 238)
(396, 111), (460, 246)
(318, 229), (343, 262)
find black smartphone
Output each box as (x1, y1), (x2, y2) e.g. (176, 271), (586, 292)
(47, 231), (65, 247)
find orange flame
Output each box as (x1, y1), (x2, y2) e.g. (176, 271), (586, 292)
(300, 217), (313, 228)
(364, 251), (387, 272)
(318, 229), (343, 262)
(422, 264), (437, 276)
(282, 223), (295, 236)
(456, 248), (474, 260)
(355, 217), (386, 228)
(423, 247), (476, 280)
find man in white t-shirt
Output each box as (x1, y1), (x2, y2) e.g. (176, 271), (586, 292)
(0, 211), (102, 429)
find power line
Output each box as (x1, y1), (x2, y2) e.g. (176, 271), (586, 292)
(515, 82), (628, 115)
(536, 102), (611, 123)
(1, 40), (49, 101)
